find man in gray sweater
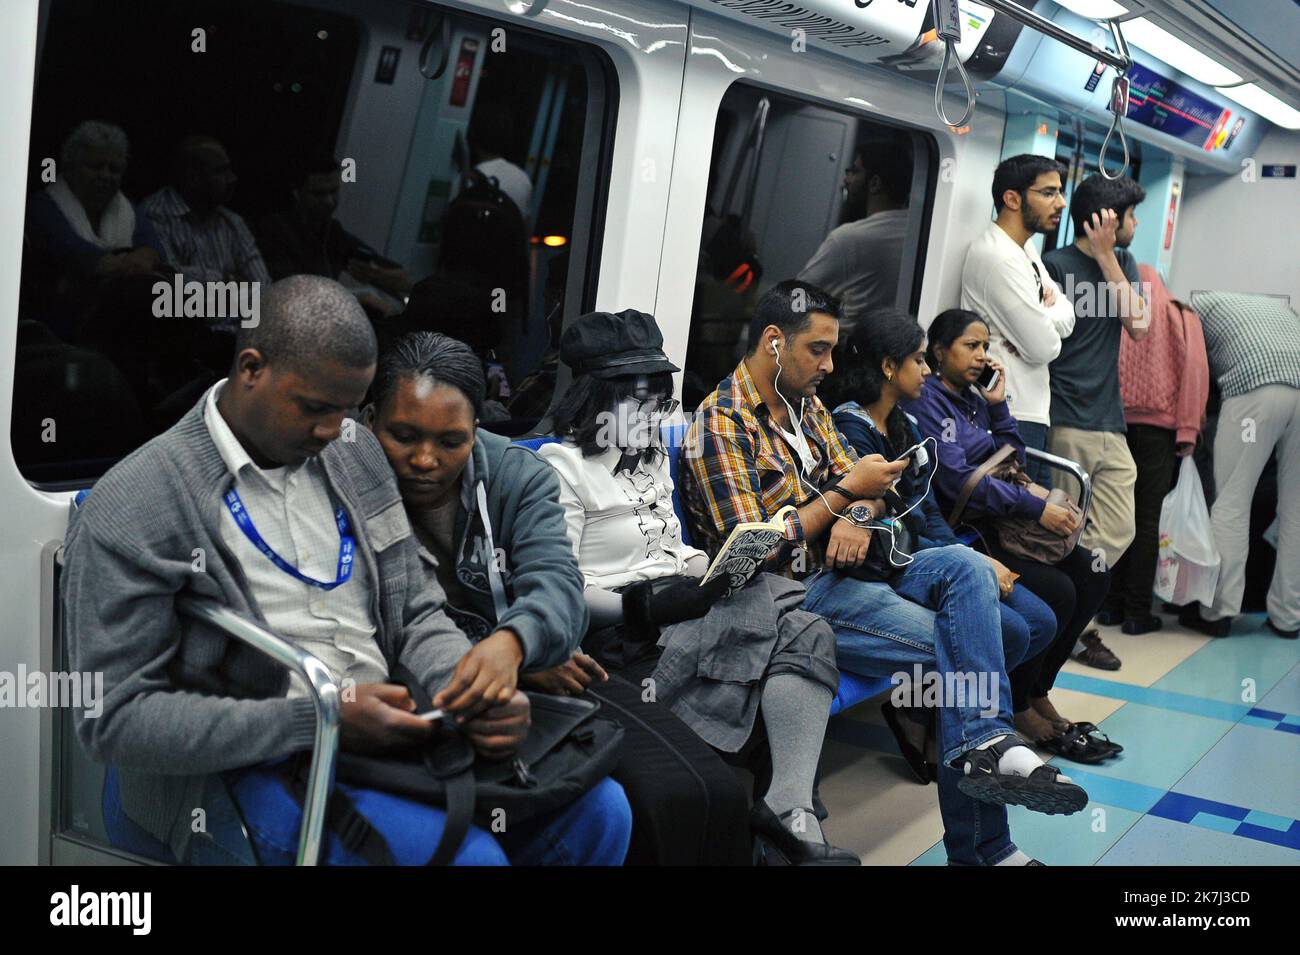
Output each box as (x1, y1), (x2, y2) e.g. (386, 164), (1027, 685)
(61, 275), (631, 865)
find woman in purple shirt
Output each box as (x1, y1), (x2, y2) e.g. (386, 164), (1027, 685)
(907, 309), (1121, 762)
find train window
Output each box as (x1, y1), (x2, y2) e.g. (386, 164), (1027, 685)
(683, 84), (936, 410)
(14, 0), (615, 488)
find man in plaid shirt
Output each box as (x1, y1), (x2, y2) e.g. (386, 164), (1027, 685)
(681, 280), (1090, 864)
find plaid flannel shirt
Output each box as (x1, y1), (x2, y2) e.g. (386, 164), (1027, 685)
(680, 359), (857, 557)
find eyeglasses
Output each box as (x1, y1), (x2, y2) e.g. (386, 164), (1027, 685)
(1030, 261), (1045, 305)
(633, 395), (680, 417)
(1026, 187), (1063, 200)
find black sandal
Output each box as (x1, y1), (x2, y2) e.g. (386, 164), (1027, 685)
(1039, 726), (1112, 764)
(955, 736), (1089, 815)
(1072, 722), (1123, 756)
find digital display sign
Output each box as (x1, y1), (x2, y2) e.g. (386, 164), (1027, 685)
(1125, 62), (1228, 149)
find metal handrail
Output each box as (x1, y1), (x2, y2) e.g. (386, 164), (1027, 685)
(1023, 447), (1093, 521)
(980, 0), (1132, 73)
(176, 596), (342, 867)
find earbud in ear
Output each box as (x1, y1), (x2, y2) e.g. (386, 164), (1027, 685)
(770, 340), (780, 356)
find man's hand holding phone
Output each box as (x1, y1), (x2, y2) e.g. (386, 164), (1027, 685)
(841, 453), (909, 499)
(340, 683), (434, 754)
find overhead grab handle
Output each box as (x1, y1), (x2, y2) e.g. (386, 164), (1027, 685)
(1099, 73), (1131, 179)
(1098, 17), (1133, 179)
(931, 0), (975, 129)
(972, 0), (1134, 178)
(418, 14), (453, 80)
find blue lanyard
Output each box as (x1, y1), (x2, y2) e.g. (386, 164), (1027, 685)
(224, 487), (355, 590)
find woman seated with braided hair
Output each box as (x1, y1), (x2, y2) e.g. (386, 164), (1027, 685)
(364, 330), (752, 866)
(539, 308), (857, 866)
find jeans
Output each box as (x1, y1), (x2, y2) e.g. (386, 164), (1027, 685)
(105, 763), (633, 866)
(1001, 583), (1061, 711)
(1018, 421), (1053, 489)
(804, 545), (1022, 865)
(225, 768), (632, 866)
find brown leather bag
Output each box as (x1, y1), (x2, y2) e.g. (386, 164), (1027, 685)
(947, 445), (1083, 565)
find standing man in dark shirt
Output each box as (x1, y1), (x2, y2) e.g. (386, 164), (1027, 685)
(1043, 176), (1149, 631)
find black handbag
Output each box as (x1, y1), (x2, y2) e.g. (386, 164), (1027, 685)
(277, 664), (625, 865)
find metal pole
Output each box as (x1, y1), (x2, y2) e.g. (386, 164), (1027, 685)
(980, 0), (1132, 72)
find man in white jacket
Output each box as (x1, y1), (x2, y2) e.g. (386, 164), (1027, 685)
(960, 154), (1076, 486)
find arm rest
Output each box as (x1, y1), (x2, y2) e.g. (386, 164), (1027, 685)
(1023, 448), (1093, 523)
(175, 596), (341, 866)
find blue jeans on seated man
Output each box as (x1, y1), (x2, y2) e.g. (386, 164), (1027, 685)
(105, 764), (633, 865)
(224, 768), (633, 865)
(804, 544), (1051, 866)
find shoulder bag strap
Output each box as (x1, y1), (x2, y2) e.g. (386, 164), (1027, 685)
(390, 663), (479, 867)
(948, 444), (1018, 528)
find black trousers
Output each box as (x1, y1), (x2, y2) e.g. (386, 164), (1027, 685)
(583, 669), (753, 866)
(989, 542), (1111, 700)
(1107, 424), (1178, 620)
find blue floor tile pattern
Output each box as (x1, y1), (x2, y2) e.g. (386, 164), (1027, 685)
(895, 632), (1300, 865)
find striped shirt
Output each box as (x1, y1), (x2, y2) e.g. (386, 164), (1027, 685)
(143, 186), (272, 289)
(680, 359), (857, 556)
(1191, 291), (1300, 398)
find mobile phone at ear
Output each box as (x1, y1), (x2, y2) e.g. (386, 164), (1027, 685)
(976, 365), (1000, 392)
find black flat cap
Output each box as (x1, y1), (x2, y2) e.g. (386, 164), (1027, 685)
(559, 309), (680, 379)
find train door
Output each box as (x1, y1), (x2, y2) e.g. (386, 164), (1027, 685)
(650, 3), (1013, 401)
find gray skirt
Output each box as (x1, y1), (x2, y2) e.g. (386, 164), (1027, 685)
(649, 573), (838, 752)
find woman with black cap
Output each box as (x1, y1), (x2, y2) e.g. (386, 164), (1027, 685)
(539, 309), (857, 865)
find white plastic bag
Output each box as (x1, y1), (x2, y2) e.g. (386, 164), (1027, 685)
(1154, 457), (1221, 606)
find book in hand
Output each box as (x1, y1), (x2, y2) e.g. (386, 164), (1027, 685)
(700, 505), (796, 599)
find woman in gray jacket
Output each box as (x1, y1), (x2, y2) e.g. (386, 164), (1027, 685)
(365, 331), (752, 865)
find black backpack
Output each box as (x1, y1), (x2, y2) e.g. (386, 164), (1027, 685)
(440, 168), (529, 297)
(279, 664), (624, 865)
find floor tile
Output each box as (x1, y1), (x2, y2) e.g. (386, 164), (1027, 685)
(1098, 814), (1300, 865)
(1058, 703), (1232, 791)
(1061, 619), (1208, 687)
(1170, 722), (1300, 820)
(1259, 662), (1300, 714)
(1151, 624), (1300, 704)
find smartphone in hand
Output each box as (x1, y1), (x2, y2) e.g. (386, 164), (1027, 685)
(976, 364), (1000, 392)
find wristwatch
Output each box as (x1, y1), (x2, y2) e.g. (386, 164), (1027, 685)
(846, 503), (875, 526)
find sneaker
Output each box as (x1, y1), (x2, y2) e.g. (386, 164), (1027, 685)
(1178, 605), (1231, 637)
(1121, 614), (1164, 635)
(1073, 630), (1121, 670)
